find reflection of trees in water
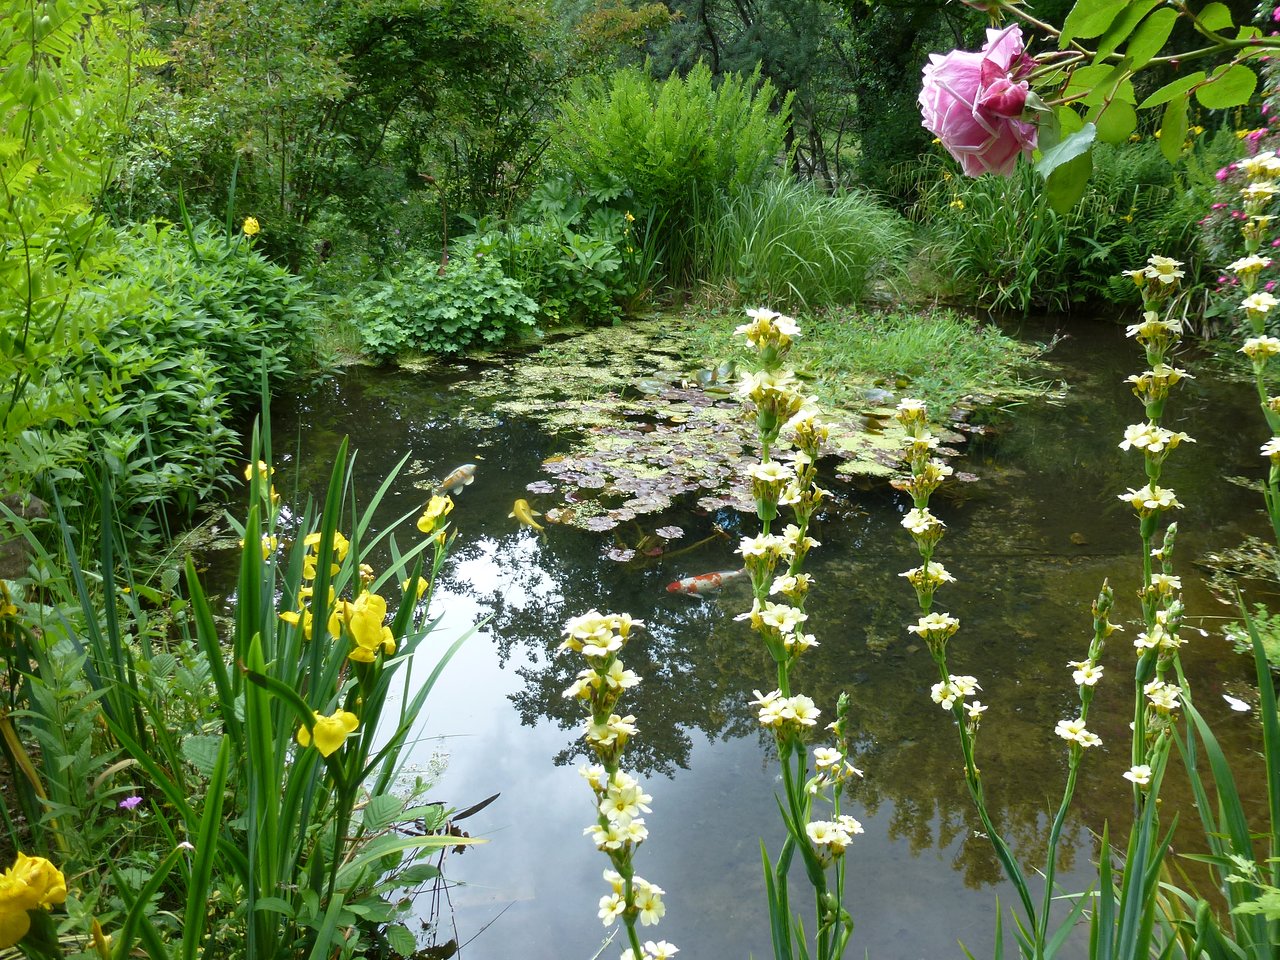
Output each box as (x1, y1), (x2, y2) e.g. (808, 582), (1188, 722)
(450, 517), (765, 776)
(263, 337), (1270, 903)
(443, 492), (1114, 889)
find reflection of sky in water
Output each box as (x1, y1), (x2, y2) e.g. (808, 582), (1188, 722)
(258, 320), (1269, 959)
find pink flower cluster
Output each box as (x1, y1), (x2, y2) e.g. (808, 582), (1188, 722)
(919, 26), (1038, 177)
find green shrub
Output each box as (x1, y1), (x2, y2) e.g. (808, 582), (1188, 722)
(548, 61), (791, 286)
(354, 252), (539, 358)
(693, 179), (912, 309)
(12, 222), (323, 531)
(115, 224), (322, 400)
(915, 138), (1225, 312)
(463, 210), (632, 327)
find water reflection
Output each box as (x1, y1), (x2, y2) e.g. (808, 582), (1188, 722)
(251, 317), (1266, 959)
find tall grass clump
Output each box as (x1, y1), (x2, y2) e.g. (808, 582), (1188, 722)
(693, 180), (911, 310)
(915, 139), (1223, 312)
(0, 429), (477, 959)
(690, 307), (1039, 416)
(547, 61), (790, 289)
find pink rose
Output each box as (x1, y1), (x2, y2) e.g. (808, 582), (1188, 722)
(919, 25), (1037, 177)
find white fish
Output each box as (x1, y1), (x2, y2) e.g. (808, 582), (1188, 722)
(438, 463), (476, 495)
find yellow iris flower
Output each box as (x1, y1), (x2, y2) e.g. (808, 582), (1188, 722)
(0, 853), (66, 948)
(416, 495), (454, 535)
(297, 709), (358, 757)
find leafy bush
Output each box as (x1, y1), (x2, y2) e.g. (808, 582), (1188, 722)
(355, 252), (539, 358)
(115, 224), (321, 400)
(548, 61), (790, 286)
(8, 223), (323, 531)
(463, 207), (633, 327)
(68, 225), (320, 524)
(693, 179), (912, 309)
(915, 138), (1225, 312)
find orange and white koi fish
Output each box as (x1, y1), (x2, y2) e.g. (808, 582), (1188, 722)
(509, 498), (544, 531)
(437, 463), (476, 495)
(666, 568), (746, 595)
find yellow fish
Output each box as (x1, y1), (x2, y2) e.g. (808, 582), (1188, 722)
(509, 498), (544, 531)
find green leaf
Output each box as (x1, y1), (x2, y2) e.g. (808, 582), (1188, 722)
(252, 897), (297, 917)
(1045, 149), (1093, 214)
(1160, 96), (1189, 163)
(181, 735), (225, 777)
(1058, 105), (1085, 136)
(1197, 1), (1234, 32)
(1092, 99), (1138, 144)
(1036, 124), (1097, 180)
(1126, 8), (1178, 69)
(1095, 0), (1160, 60)
(186, 736), (230, 960)
(386, 924), (417, 957)
(1139, 72), (1207, 109)
(1061, 0), (1129, 46)
(398, 863), (442, 885)
(362, 793), (405, 834)
(1195, 63), (1258, 110)
(1231, 889), (1280, 920)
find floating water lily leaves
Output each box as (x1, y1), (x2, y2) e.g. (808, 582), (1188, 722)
(459, 319), (973, 531)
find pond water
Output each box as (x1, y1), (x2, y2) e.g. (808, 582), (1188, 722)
(250, 316), (1270, 960)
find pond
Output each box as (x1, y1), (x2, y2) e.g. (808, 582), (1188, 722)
(246, 315), (1270, 960)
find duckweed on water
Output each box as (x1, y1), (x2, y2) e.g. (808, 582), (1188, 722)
(453, 312), (1046, 531)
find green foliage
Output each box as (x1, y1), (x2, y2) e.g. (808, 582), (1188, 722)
(689, 305), (1040, 414)
(916, 139), (1221, 312)
(843, 0), (979, 201)
(1176, 602), (1280, 960)
(120, 0), (605, 268)
(646, 0), (859, 187)
(465, 216), (626, 327)
(548, 62), (791, 286)
(7, 222), (321, 531)
(354, 251), (539, 358)
(1225, 603), (1280, 676)
(693, 179), (911, 309)
(0, 0), (143, 496)
(113, 224), (321, 401)
(0, 437), (477, 959)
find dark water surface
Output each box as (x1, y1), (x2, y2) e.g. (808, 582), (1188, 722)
(258, 317), (1270, 960)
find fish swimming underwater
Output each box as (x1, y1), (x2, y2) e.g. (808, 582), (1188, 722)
(437, 463), (476, 495)
(509, 498), (544, 531)
(665, 568), (747, 596)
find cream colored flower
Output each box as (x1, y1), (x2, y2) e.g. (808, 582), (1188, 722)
(1123, 764), (1153, 786)
(1143, 255), (1184, 285)
(1242, 335), (1280, 360)
(1054, 717), (1101, 748)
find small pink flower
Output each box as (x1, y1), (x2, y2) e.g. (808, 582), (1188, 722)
(1267, 281), (1277, 292)
(1212, 202), (1228, 209)
(919, 25), (1038, 177)
(1272, 6), (1280, 21)
(119, 795), (143, 810)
